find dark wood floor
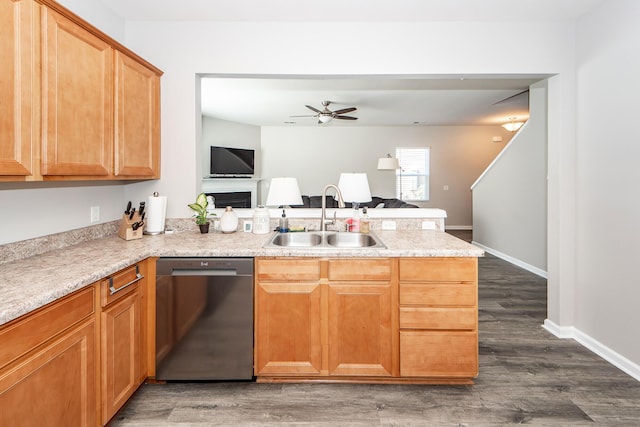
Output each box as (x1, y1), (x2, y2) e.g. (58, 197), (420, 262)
(111, 231), (640, 426)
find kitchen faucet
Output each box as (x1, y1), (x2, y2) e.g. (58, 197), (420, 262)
(321, 184), (345, 231)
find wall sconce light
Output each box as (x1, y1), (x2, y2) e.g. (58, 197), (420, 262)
(502, 117), (524, 132)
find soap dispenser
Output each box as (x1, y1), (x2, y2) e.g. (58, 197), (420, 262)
(278, 209), (289, 233)
(360, 206), (370, 234)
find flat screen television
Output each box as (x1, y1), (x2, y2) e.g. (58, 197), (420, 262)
(210, 146), (255, 176)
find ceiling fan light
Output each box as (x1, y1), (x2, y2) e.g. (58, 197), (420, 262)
(319, 114), (333, 123)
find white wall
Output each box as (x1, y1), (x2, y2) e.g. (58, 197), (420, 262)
(201, 116), (261, 177)
(572, 0), (640, 368)
(260, 125), (510, 227)
(471, 82), (548, 273)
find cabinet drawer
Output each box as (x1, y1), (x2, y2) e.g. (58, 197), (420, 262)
(101, 264), (143, 307)
(399, 258), (477, 282)
(399, 307), (476, 330)
(400, 282), (476, 306)
(256, 258), (320, 281)
(400, 330), (477, 377)
(0, 286), (95, 369)
(328, 258), (391, 281)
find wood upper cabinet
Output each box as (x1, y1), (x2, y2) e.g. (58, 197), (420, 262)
(0, 0), (162, 181)
(0, 0), (38, 179)
(41, 6), (114, 177)
(0, 287), (98, 426)
(114, 51), (160, 178)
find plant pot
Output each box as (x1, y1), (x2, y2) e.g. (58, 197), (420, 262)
(198, 223), (210, 233)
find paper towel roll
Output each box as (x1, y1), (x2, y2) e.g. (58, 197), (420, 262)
(145, 195), (167, 234)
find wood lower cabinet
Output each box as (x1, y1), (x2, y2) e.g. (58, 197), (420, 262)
(100, 262), (147, 425)
(0, 258), (153, 426)
(0, 287), (98, 426)
(255, 257), (397, 380)
(255, 259), (322, 375)
(256, 256), (478, 384)
(327, 259), (396, 377)
(399, 257), (478, 381)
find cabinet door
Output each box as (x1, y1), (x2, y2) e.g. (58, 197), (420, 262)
(255, 282), (322, 375)
(0, 0), (37, 178)
(114, 51), (160, 178)
(42, 7), (113, 177)
(0, 320), (97, 427)
(101, 290), (141, 424)
(328, 283), (394, 376)
(400, 331), (477, 378)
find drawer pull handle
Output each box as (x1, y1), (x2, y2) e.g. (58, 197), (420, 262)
(109, 265), (144, 295)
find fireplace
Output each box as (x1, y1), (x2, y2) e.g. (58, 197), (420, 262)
(206, 191), (251, 208)
(201, 178), (260, 208)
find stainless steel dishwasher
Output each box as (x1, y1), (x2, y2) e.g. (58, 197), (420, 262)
(155, 257), (254, 380)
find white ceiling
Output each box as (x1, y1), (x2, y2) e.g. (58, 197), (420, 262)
(96, 0), (604, 127)
(200, 75), (545, 127)
(97, 0), (605, 23)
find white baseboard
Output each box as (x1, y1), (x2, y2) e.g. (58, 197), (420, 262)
(471, 241), (547, 278)
(445, 225), (473, 230)
(543, 319), (640, 382)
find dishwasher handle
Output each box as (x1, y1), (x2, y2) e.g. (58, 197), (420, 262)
(171, 269), (245, 277)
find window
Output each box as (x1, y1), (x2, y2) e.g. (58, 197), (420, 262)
(395, 147), (430, 201)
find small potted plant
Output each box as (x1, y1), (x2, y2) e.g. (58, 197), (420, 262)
(188, 193), (214, 233)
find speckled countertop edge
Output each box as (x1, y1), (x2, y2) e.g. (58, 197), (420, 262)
(0, 229), (483, 326)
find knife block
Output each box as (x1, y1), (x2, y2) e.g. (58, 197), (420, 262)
(118, 213), (143, 241)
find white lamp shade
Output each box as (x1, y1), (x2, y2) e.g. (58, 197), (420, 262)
(265, 177), (303, 207)
(377, 157), (400, 170)
(338, 173), (372, 203)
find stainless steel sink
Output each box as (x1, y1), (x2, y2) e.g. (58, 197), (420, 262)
(270, 232), (322, 247)
(264, 231), (385, 250)
(326, 232), (378, 248)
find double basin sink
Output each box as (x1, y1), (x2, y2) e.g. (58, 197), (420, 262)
(264, 231), (386, 250)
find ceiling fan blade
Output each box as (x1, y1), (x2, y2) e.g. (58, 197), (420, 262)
(492, 89), (529, 105)
(290, 114), (316, 118)
(305, 105), (321, 113)
(334, 115), (358, 120)
(333, 107), (357, 115)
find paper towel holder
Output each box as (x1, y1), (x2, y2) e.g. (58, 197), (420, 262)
(143, 192), (167, 235)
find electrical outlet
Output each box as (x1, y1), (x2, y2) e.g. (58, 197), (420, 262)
(90, 206), (100, 223)
(422, 221), (436, 230)
(381, 220), (396, 230)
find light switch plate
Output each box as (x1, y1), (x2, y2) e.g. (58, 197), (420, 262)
(381, 220), (396, 230)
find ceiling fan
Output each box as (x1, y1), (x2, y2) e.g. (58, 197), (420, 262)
(292, 100), (358, 124)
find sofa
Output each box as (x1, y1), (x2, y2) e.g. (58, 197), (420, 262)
(292, 195), (418, 209)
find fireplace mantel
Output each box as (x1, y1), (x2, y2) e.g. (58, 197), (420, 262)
(202, 178), (260, 207)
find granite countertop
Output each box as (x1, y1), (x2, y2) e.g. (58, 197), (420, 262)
(0, 229), (483, 326)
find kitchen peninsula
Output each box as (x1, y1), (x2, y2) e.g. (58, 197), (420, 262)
(0, 223), (482, 425)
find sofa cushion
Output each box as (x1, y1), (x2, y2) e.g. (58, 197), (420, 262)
(293, 195), (417, 208)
